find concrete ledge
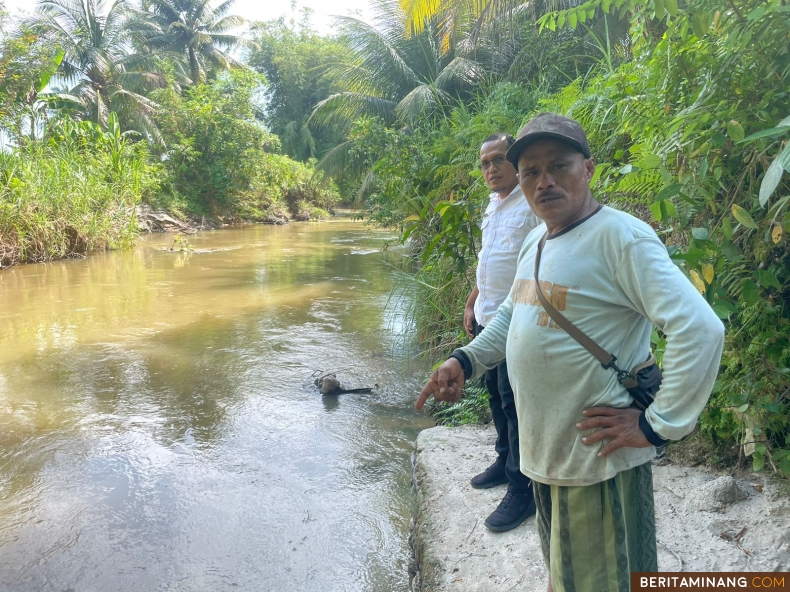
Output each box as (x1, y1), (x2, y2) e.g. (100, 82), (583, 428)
(411, 426), (547, 592)
(411, 425), (790, 592)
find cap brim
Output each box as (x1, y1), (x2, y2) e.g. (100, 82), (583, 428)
(506, 132), (588, 170)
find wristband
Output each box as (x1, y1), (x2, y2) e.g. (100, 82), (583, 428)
(449, 351), (473, 380)
(639, 410), (668, 447)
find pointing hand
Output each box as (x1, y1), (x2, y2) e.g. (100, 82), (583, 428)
(415, 357), (466, 410)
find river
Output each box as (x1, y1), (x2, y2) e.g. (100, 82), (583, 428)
(0, 218), (434, 592)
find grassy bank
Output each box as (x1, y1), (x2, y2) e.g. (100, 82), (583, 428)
(0, 146), (338, 269)
(0, 130), (156, 268)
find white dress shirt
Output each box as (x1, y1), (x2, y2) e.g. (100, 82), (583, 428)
(473, 185), (540, 326)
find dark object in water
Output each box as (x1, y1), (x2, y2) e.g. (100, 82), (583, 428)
(312, 372), (376, 396)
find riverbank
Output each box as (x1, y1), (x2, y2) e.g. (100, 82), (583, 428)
(0, 202), (336, 270)
(410, 425), (790, 592)
(0, 117), (338, 271)
(135, 204), (337, 234)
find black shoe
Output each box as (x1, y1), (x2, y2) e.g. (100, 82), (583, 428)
(484, 491), (536, 532)
(470, 461), (508, 489)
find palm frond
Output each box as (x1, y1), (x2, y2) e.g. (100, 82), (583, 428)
(209, 15), (246, 34)
(335, 15), (422, 90)
(434, 56), (484, 89)
(299, 122), (316, 159)
(310, 92), (398, 129)
(211, 0), (237, 20)
(26, 0), (166, 138)
(395, 83), (447, 120)
(355, 169), (379, 207)
(315, 139), (371, 178)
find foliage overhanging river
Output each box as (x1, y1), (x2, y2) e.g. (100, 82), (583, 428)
(0, 217), (434, 591)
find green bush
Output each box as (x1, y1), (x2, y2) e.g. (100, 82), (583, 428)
(257, 153), (339, 220)
(431, 383), (491, 427)
(151, 70), (338, 222)
(351, 84), (538, 358)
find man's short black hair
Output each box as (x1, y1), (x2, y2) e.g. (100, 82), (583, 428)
(481, 133), (515, 147)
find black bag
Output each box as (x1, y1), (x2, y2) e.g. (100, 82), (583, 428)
(615, 354), (663, 411)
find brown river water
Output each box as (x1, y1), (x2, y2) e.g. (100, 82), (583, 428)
(0, 218), (435, 592)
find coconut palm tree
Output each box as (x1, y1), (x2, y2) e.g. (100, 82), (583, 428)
(309, 0), (492, 136)
(28, 0), (166, 139)
(399, 0), (628, 77)
(308, 0), (504, 191)
(139, 0), (253, 85)
(399, 0), (586, 40)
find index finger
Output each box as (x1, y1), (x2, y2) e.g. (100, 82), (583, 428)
(415, 379), (438, 410)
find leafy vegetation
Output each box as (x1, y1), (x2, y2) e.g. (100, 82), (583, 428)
(27, 0), (167, 139)
(0, 17), (64, 140)
(532, 0), (790, 476)
(248, 14), (348, 161)
(150, 70), (338, 220)
(0, 0), (339, 269)
(140, 0), (253, 85)
(430, 382), (491, 426)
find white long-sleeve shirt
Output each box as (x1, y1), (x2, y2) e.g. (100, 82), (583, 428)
(474, 186), (540, 326)
(459, 206), (724, 486)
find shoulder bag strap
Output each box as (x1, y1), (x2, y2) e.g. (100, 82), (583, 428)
(533, 232), (630, 379)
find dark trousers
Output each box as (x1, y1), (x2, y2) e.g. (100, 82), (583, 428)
(476, 322), (532, 494)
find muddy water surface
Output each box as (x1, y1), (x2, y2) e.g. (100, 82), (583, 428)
(0, 219), (434, 592)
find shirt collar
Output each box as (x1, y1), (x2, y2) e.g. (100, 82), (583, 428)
(489, 185), (522, 206)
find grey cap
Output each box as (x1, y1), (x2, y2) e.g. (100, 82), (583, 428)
(506, 113), (591, 169)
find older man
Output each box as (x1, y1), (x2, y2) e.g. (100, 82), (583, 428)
(464, 133), (540, 532)
(416, 113), (724, 592)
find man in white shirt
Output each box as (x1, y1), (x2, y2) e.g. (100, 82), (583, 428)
(463, 133), (540, 532)
(417, 114), (724, 591)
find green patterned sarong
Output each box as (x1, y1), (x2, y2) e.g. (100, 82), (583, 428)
(533, 461), (658, 592)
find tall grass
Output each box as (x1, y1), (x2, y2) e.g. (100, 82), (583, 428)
(0, 139), (159, 268)
(393, 254), (475, 360)
(389, 252), (496, 426)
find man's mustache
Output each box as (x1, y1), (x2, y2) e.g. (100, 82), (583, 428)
(535, 190), (563, 202)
